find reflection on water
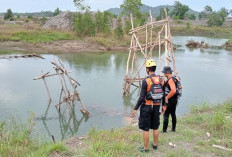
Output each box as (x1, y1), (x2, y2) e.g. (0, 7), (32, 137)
(40, 102), (89, 140)
(0, 36), (232, 141)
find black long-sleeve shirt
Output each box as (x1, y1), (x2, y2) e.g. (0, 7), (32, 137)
(134, 79), (147, 110)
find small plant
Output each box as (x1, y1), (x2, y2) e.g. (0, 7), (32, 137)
(186, 22), (192, 31)
(41, 17), (48, 24)
(225, 100), (232, 113)
(211, 112), (226, 130)
(53, 7), (61, 16)
(27, 15), (33, 19)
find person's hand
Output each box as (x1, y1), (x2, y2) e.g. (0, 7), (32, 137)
(165, 97), (169, 104)
(162, 106), (167, 114)
(132, 110), (137, 117)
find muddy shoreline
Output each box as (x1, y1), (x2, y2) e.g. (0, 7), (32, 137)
(0, 40), (129, 53)
(0, 39), (231, 54)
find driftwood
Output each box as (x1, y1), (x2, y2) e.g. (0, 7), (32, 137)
(186, 40), (209, 48)
(123, 8), (176, 96)
(212, 144), (232, 151)
(0, 54), (45, 59)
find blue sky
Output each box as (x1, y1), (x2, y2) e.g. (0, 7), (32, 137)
(0, 0), (231, 13)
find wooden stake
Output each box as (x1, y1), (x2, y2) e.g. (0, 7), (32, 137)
(42, 77), (52, 103)
(130, 13), (134, 30)
(149, 9), (153, 44)
(159, 33), (162, 74)
(145, 24), (148, 54)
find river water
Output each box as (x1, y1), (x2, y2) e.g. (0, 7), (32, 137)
(0, 36), (232, 141)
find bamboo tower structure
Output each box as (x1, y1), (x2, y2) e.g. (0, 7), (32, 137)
(123, 9), (177, 96)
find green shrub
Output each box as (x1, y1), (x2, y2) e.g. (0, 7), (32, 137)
(53, 7), (61, 16)
(114, 18), (124, 40)
(75, 12), (96, 37)
(4, 9), (13, 20)
(210, 112), (226, 130)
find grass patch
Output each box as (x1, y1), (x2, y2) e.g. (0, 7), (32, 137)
(75, 100), (232, 156)
(0, 23), (74, 43)
(85, 34), (131, 48)
(0, 114), (70, 157)
(12, 31), (73, 43)
(172, 26), (232, 38)
(1, 100), (232, 156)
(0, 31), (73, 43)
(1, 23), (232, 48)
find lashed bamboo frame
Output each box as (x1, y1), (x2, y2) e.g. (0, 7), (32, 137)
(34, 58), (89, 117)
(123, 9), (177, 96)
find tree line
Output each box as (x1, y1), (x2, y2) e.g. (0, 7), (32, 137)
(199, 6), (231, 26)
(2, 8), (61, 21)
(2, 0), (232, 38)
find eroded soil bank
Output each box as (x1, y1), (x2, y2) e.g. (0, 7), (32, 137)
(0, 40), (128, 53)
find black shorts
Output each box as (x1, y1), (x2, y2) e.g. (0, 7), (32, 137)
(139, 105), (161, 131)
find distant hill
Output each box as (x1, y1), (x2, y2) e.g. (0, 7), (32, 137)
(107, 4), (199, 18)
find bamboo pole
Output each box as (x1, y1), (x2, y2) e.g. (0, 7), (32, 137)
(51, 61), (72, 116)
(129, 39), (165, 50)
(42, 77), (52, 103)
(55, 68), (72, 116)
(149, 9), (153, 44)
(58, 88), (63, 111)
(130, 13), (134, 30)
(129, 19), (167, 34)
(130, 52), (136, 78)
(37, 71), (52, 103)
(134, 43), (141, 87)
(126, 36), (134, 76)
(159, 33), (162, 74)
(33, 72), (80, 86)
(145, 24), (148, 54)
(133, 33), (146, 57)
(164, 8), (170, 66)
(165, 23), (168, 66)
(124, 60), (147, 94)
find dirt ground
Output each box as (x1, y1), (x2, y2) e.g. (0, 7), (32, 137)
(0, 40), (128, 53)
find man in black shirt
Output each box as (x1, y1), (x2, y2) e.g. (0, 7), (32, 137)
(132, 59), (164, 152)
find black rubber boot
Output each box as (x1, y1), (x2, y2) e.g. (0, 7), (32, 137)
(139, 147), (149, 152)
(163, 115), (169, 132)
(151, 143), (158, 150)
(172, 119), (176, 132)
